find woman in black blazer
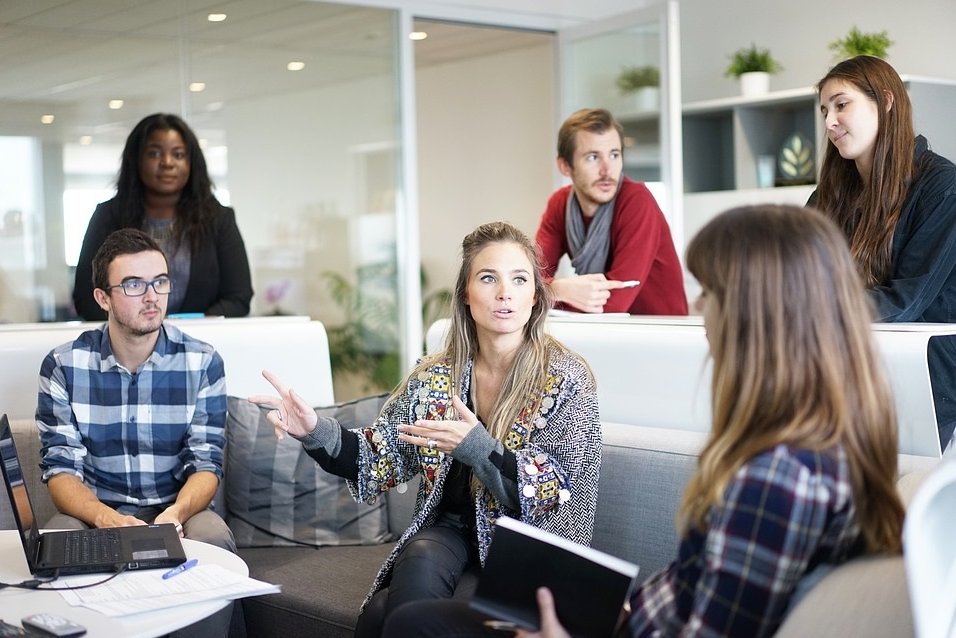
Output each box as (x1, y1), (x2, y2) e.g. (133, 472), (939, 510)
(73, 113), (253, 320)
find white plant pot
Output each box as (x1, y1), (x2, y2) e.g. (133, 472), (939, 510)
(739, 71), (770, 97)
(631, 86), (660, 112)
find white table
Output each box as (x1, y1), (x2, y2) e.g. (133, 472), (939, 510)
(0, 533), (248, 637)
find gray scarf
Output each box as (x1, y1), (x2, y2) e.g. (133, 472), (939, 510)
(565, 181), (621, 275)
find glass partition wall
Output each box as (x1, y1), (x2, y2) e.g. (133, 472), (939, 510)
(0, 1), (410, 399)
(558, 2), (683, 250)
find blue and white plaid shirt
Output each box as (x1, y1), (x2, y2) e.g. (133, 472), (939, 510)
(628, 444), (862, 637)
(36, 323), (226, 513)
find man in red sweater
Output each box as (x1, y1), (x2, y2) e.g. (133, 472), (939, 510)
(535, 108), (687, 315)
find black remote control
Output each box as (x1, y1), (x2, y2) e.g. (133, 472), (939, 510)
(19, 615), (85, 638)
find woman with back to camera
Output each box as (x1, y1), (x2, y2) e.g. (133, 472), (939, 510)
(811, 55), (956, 450)
(393, 205), (905, 638)
(73, 113), (253, 320)
(250, 221), (602, 636)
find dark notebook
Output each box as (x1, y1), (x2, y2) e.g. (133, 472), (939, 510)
(0, 413), (186, 577)
(470, 516), (639, 638)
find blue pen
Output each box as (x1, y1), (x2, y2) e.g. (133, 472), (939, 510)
(163, 558), (198, 579)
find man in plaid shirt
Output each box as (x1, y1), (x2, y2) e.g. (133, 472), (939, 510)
(36, 228), (234, 553)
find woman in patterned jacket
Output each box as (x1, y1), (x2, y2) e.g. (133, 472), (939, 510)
(252, 220), (602, 636)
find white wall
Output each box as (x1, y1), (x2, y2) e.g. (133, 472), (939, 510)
(416, 42), (556, 298)
(675, 0), (956, 103)
(226, 73), (400, 322)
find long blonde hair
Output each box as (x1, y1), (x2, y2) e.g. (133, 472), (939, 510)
(815, 56), (915, 287)
(410, 221), (556, 444)
(682, 205), (903, 553)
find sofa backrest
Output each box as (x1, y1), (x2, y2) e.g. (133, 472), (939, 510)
(593, 423), (702, 577)
(426, 317), (951, 459)
(0, 317), (335, 530)
(0, 316), (334, 421)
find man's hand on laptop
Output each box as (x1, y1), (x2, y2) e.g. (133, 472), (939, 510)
(94, 509), (147, 528)
(154, 509), (184, 536)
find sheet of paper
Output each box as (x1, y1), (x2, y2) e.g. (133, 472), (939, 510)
(53, 564), (280, 617)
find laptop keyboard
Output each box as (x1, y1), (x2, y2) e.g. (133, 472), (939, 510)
(62, 528), (122, 565)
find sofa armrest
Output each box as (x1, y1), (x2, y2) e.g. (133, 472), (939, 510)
(0, 419), (57, 530)
(774, 555), (912, 637)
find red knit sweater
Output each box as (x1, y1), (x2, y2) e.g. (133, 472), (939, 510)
(535, 178), (688, 315)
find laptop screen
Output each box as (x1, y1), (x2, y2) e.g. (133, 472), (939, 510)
(0, 414), (41, 569)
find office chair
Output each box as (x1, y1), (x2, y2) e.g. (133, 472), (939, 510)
(904, 459), (956, 638)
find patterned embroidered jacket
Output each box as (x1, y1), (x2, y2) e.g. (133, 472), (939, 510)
(347, 342), (602, 609)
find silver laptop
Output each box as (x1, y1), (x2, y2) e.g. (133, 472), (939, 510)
(0, 413), (186, 577)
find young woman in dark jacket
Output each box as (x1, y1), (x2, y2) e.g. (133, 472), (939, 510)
(811, 55), (956, 450)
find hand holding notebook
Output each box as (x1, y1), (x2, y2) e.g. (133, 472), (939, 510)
(469, 516), (639, 638)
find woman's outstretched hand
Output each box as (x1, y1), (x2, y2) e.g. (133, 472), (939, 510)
(397, 395), (478, 454)
(515, 587), (571, 638)
(248, 369), (318, 439)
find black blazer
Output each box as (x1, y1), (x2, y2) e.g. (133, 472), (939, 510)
(72, 198), (254, 320)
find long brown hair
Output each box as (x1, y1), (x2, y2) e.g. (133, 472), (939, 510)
(682, 205), (903, 553)
(406, 221), (556, 444)
(815, 56), (915, 287)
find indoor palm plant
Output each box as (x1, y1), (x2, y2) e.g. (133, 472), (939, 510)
(724, 43), (783, 97)
(322, 264), (451, 395)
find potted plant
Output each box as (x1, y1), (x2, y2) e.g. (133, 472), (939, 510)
(615, 65), (660, 111)
(321, 264), (451, 395)
(724, 43), (783, 97)
(829, 26), (893, 60)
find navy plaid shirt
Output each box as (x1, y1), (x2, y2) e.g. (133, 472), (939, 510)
(36, 323), (226, 513)
(628, 445), (863, 637)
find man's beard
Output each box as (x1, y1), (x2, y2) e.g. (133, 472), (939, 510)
(116, 304), (164, 336)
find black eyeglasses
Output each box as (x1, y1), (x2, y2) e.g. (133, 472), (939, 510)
(105, 277), (173, 297)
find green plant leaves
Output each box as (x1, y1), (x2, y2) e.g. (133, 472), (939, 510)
(725, 43), (783, 77)
(828, 26), (892, 60)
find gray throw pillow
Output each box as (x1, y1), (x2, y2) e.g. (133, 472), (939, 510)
(224, 393), (392, 548)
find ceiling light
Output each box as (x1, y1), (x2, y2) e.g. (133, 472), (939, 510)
(199, 138), (208, 149)
(409, 31), (428, 41)
(79, 136), (92, 145)
(40, 114), (55, 124)
(287, 61), (305, 71)
(190, 82), (206, 92)
(208, 13), (227, 22)
(108, 99), (124, 110)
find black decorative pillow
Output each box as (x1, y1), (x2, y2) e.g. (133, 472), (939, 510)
(224, 393), (392, 548)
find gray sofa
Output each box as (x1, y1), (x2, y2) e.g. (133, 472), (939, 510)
(1, 417), (925, 637)
(0, 316), (938, 637)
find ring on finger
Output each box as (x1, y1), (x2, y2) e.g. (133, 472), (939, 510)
(427, 438), (437, 449)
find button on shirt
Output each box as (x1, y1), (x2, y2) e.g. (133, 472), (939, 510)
(36, 323), (226, 513)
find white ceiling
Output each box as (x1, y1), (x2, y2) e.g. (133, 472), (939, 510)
(0, 0), (551, 145)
